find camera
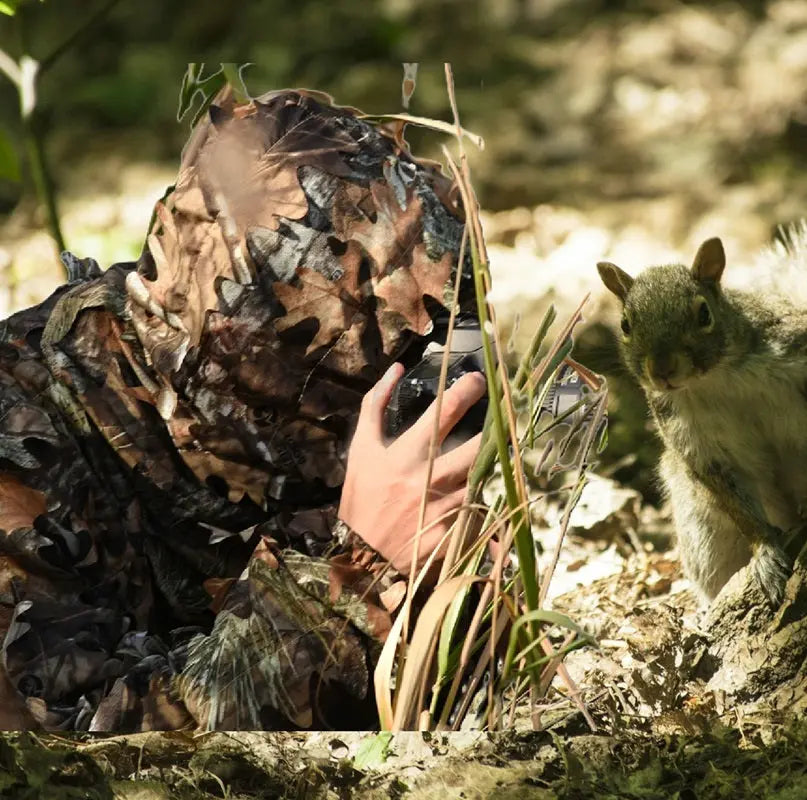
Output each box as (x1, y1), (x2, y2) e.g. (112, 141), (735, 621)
(384, 314), (490, 443)
(383, 314), (595, 448)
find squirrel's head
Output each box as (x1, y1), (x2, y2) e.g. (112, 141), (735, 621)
(597, 238), (728, 393)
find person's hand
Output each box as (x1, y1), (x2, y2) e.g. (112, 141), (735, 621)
(338, 362), (486, 577)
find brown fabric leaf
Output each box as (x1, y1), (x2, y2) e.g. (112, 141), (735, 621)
(132, 210), (230, 353)
(328, 555), (370, 604)
(252, 538), (279, 570)
(332, 180), (454, 335)
(141, 675), (194, 731)
(203, 577), (238, 614)
(364, 600), (394, 642)
(379, 580), (407, 614)
(195, 91), (360, 257)
(177, 449), (270, 506)
(90, 674), (192, 732)
(199, 113), (307, 230)
(272, 265), (362, 355)
(88, 677), (134, 731)
(0, 474), (47, 532)
(332, 180), (425, 279)
(374, 243), (454, 335)
(379, 119), (410, 152)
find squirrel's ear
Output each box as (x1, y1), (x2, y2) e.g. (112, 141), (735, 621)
(691, 238), (725, 283)
(597, 261), (633, 303)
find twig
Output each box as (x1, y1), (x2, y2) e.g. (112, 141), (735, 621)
(22, 116), (66, 254)
(12, 11), (67, 257)
(0, 48), (21, 86)
(538, 634), (597, 731)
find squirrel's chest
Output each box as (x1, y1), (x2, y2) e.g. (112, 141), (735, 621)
(656, 357), (807, 522)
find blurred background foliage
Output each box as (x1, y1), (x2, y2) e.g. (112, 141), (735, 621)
(2, 0), (807, 500)
(2, 1), (805, 220)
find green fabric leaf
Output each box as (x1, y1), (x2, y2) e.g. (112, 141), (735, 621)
(220, 62), (251, 102)
(176, 63), (226, 127)
(177, 62), (252, 127)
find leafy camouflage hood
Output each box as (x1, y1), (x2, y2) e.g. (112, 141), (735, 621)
(128, 88), (471, 509)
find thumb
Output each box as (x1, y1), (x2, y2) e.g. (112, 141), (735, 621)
(357, 361), (404, 441)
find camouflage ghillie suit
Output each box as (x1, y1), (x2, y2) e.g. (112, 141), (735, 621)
(0, 90), (473, 731)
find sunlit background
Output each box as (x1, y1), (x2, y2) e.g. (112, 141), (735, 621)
(2, 0), (807, 498)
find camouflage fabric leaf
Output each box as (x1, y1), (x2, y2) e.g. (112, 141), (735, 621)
(198, 92), (360, 233)
(272, 264), (362, 355)
(0, 475), (46, 532)
(374, 243), (454, 335)
(332, 179), (455, 335)
(175, 536), (385, 731)
(131, 91), (363, 354)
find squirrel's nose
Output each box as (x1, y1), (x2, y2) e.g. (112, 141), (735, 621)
(647, 353), (680, 381)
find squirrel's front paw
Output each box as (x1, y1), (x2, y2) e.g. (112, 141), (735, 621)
(751, 542), (793, 606)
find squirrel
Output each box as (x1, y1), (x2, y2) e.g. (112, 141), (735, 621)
(597, 235), (807, 606)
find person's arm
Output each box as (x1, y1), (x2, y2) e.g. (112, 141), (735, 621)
(175, 365), (486, 731)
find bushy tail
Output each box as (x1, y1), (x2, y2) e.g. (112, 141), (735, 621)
(753, 219), (807, 307)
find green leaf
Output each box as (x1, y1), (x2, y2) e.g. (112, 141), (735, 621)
(177, 62), (252, 128)
(0, 0), (43, 14)
(353, 732), (393, 770)
(501, 608), (594, 682)
(0, 128), (20, 182)
(220, 62), (251, 102)
(176, 62), (226, 127)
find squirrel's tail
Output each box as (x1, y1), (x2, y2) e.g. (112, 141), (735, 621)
(753, 219), (807, 307)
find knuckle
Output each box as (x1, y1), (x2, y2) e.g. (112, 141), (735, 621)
(441, 390), (464, 418)
(464, 375), (485, 402)
(404, 474), (426, 498)
(404, 473), (421, 493)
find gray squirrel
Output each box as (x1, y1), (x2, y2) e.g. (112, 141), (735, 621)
(597, 232), (807, 606)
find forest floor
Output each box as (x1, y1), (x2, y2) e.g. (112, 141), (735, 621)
(2, 216), (806, 797)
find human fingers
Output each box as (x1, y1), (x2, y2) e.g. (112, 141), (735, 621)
(406, 371), (487, 451)
(430, 484), (468, 519)
(355, 361), (404, 443)
(385, 519), (446, 575)
(432, 431), (483, 488)
(403, 492), (465, 571)
(420, 487), (468, 564)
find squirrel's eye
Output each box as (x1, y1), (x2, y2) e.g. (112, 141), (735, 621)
(697, 299), (711, 328)
(620, 315), (631, 336)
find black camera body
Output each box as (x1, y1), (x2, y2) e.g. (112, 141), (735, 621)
(383, 315), (594, 449)
(384, 315), (490, 443)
